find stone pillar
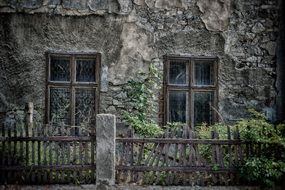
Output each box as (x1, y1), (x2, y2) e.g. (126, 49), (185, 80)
(96, 114), (116, 186)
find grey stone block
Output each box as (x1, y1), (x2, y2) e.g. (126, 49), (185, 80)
(62, 0), (87, 10)
(96, 114), (116, 186)
(101, 65), (109, 92)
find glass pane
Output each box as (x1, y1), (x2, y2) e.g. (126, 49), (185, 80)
(76, 59), (96, 82)
(169, 61), (188, 85)
(168, 91), (187, 123)
(50, 57), (70, 81)
(194, 91), (214, 126)
(75, 88), (96, 129)
(194, 60), (214, 85)
(49, 88), (71, 125)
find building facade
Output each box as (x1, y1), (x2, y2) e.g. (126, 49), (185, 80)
(0, 0), (284, 128)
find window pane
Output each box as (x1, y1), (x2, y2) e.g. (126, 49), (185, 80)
(194, 91), (214, 126)
(75, 88), (96, 129)
(169, 61), (188, 85)
(194, 60), (214, 85)
(76, 59), (96, 82)
(50, 88), (70, 125)
(168, 91), (188, 123)
(50, 57), (70, 81)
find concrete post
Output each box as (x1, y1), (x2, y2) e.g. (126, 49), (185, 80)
(96, 114), (116, 186)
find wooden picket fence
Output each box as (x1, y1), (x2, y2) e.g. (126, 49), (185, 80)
(0, 124), (96, 184)
(0, 106), (96, 184)
(116, 126), (259, 186)
(1, 106), (269, 186)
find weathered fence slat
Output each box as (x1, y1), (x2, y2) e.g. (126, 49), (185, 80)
(73, 140), (77, 183)
(116, 138), (243, 144)
(116, 165), (237, 172)
(0, 104), (96, 185)
(115, 126), (259, 186)
(43, 126), (47, 182)
(1, 123), (6, 183)
(0, 136), (94, 142)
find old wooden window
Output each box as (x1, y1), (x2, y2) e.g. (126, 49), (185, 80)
(163, 56), (218, 128)
(46, 52), (100, 131)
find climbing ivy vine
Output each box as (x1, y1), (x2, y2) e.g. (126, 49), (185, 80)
(122, 63), (163, 137)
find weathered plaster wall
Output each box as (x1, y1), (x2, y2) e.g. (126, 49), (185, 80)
(221, 0), (279, 121)
(0, 0), (281, 124)
(276, 0), (285, 122)
(0, 14), (124, 122)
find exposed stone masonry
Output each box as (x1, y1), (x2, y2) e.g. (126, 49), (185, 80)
(0, 0), (282, 125)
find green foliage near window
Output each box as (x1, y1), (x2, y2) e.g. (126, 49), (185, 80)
(196, 122), (231, 140)
(122, 63), (163, 137)
(195, 109), (285, 187)
(237, 109), (285, 187)
(238, 109), (284, 145)
(239, 156), (285, 187)
(195, 123), (234, 164)
(123, 113), (162, 137)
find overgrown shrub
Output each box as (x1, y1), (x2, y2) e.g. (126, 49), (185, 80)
(237, 109), (285, 187)
(239, 156), (285, 187)
(196, 109), (285, 187)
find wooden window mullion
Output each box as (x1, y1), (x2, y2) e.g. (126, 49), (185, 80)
(96, 54), (101, 116)
(70, 55), (76, 127)
(96, 54), (100, 84)
(215, 59), (218, 122)
(190, 58), (194, 128)
(163, 58), (169, 126)
(45, 53), (50, 124)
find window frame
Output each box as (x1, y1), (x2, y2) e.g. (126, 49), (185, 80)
(45, 52), (101, 126)
(163, 55), (218, 128)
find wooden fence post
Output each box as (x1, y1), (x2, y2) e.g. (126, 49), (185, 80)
(26, 102), (33, 125)
(96, 114), (116, 186)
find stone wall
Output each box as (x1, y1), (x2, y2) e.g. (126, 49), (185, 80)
(220, 0), (280, 121)
(276, 0), (285, 122)
(0, 0), (281, 125)
(0, 185), (261, 190)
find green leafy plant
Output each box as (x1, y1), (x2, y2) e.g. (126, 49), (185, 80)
(238, 109), (282, 143)
(239, 156), (285, 187)
(195, 109), (285, 187)
(122, 63), (163, 137)
(196, 122), (231, 140)
(236, 109), (285, 187)
(195, 122), (233, 164)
